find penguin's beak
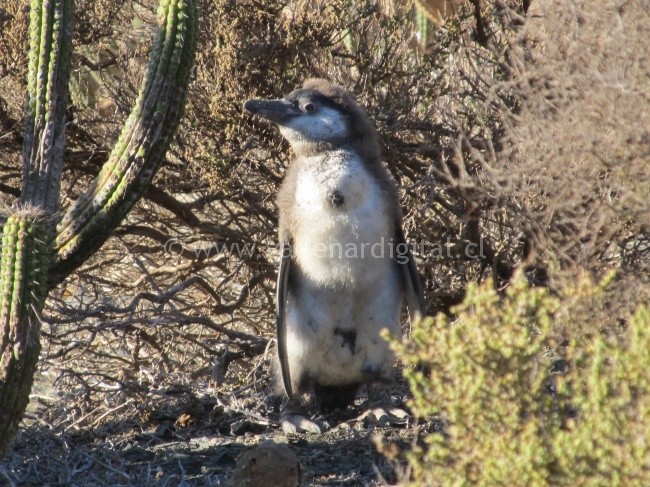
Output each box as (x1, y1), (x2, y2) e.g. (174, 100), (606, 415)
(243, 98), (301, 125)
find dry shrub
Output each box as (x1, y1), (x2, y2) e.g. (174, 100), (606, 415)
(395, 274), (650, 485)
(392, 1), (650, 483)
(499, 0), (649, 282)
(0, 0), (28, 81)
(0, 0), (29, 197)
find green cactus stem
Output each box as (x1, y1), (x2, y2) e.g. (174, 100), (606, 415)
(415, 4), (431, 46)
(50, 0), (197, 287)
(0, 212), (50, 455)
(20, 0), (74, 217)
(0, 0), (72, 456)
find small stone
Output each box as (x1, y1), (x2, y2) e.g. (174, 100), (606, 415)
(229, 440), (302, 487)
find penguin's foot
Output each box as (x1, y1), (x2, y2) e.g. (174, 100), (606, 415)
(358, 405), (410, 426)
(280, 403), (322, 434)
(358, 384), (410, 427)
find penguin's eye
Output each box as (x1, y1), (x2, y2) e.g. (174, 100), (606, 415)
(303, 102), (316, 113)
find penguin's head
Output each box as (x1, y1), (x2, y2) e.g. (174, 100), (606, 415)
(244, 79), (379, 157)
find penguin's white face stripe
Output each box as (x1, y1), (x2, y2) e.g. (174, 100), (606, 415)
(279, 106), (349, 144)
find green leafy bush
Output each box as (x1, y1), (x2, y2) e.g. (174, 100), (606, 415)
(394, 273), (650, 486)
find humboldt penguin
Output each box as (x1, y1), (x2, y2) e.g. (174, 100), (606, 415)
(244, 79), (425, 433)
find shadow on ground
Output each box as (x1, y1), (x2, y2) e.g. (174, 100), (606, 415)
(0, 374), (418, 486)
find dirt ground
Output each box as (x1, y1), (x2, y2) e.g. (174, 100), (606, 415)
(1, 368), (426, 486)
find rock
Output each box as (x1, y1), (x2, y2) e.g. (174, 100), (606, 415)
(229, 440), (302, 487)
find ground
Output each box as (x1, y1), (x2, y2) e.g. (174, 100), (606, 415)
(1, 369), (424, 486)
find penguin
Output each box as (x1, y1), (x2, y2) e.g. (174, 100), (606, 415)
(244, 79), (425, 433)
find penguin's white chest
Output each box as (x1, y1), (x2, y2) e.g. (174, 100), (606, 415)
(293, 150), (392, 286)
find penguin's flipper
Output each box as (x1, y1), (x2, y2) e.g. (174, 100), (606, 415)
(394, 226), (425, 322)
(276, 240), (293, 398)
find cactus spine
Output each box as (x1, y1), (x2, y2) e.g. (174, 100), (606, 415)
(0, 0), (197, 456)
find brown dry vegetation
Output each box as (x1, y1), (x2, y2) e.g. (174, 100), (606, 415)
(0, 0), (648, 485)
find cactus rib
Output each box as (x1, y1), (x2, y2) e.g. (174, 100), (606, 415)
(50, 0), (198, 287)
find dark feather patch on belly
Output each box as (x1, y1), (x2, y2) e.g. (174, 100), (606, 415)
(334, 327), (356, 352)
(330, 190), (345, 209)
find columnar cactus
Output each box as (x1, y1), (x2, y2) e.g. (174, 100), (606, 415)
(0, 213), (50, 451)
(0, 0), (72, 454)
(0, 0), (197, 456)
